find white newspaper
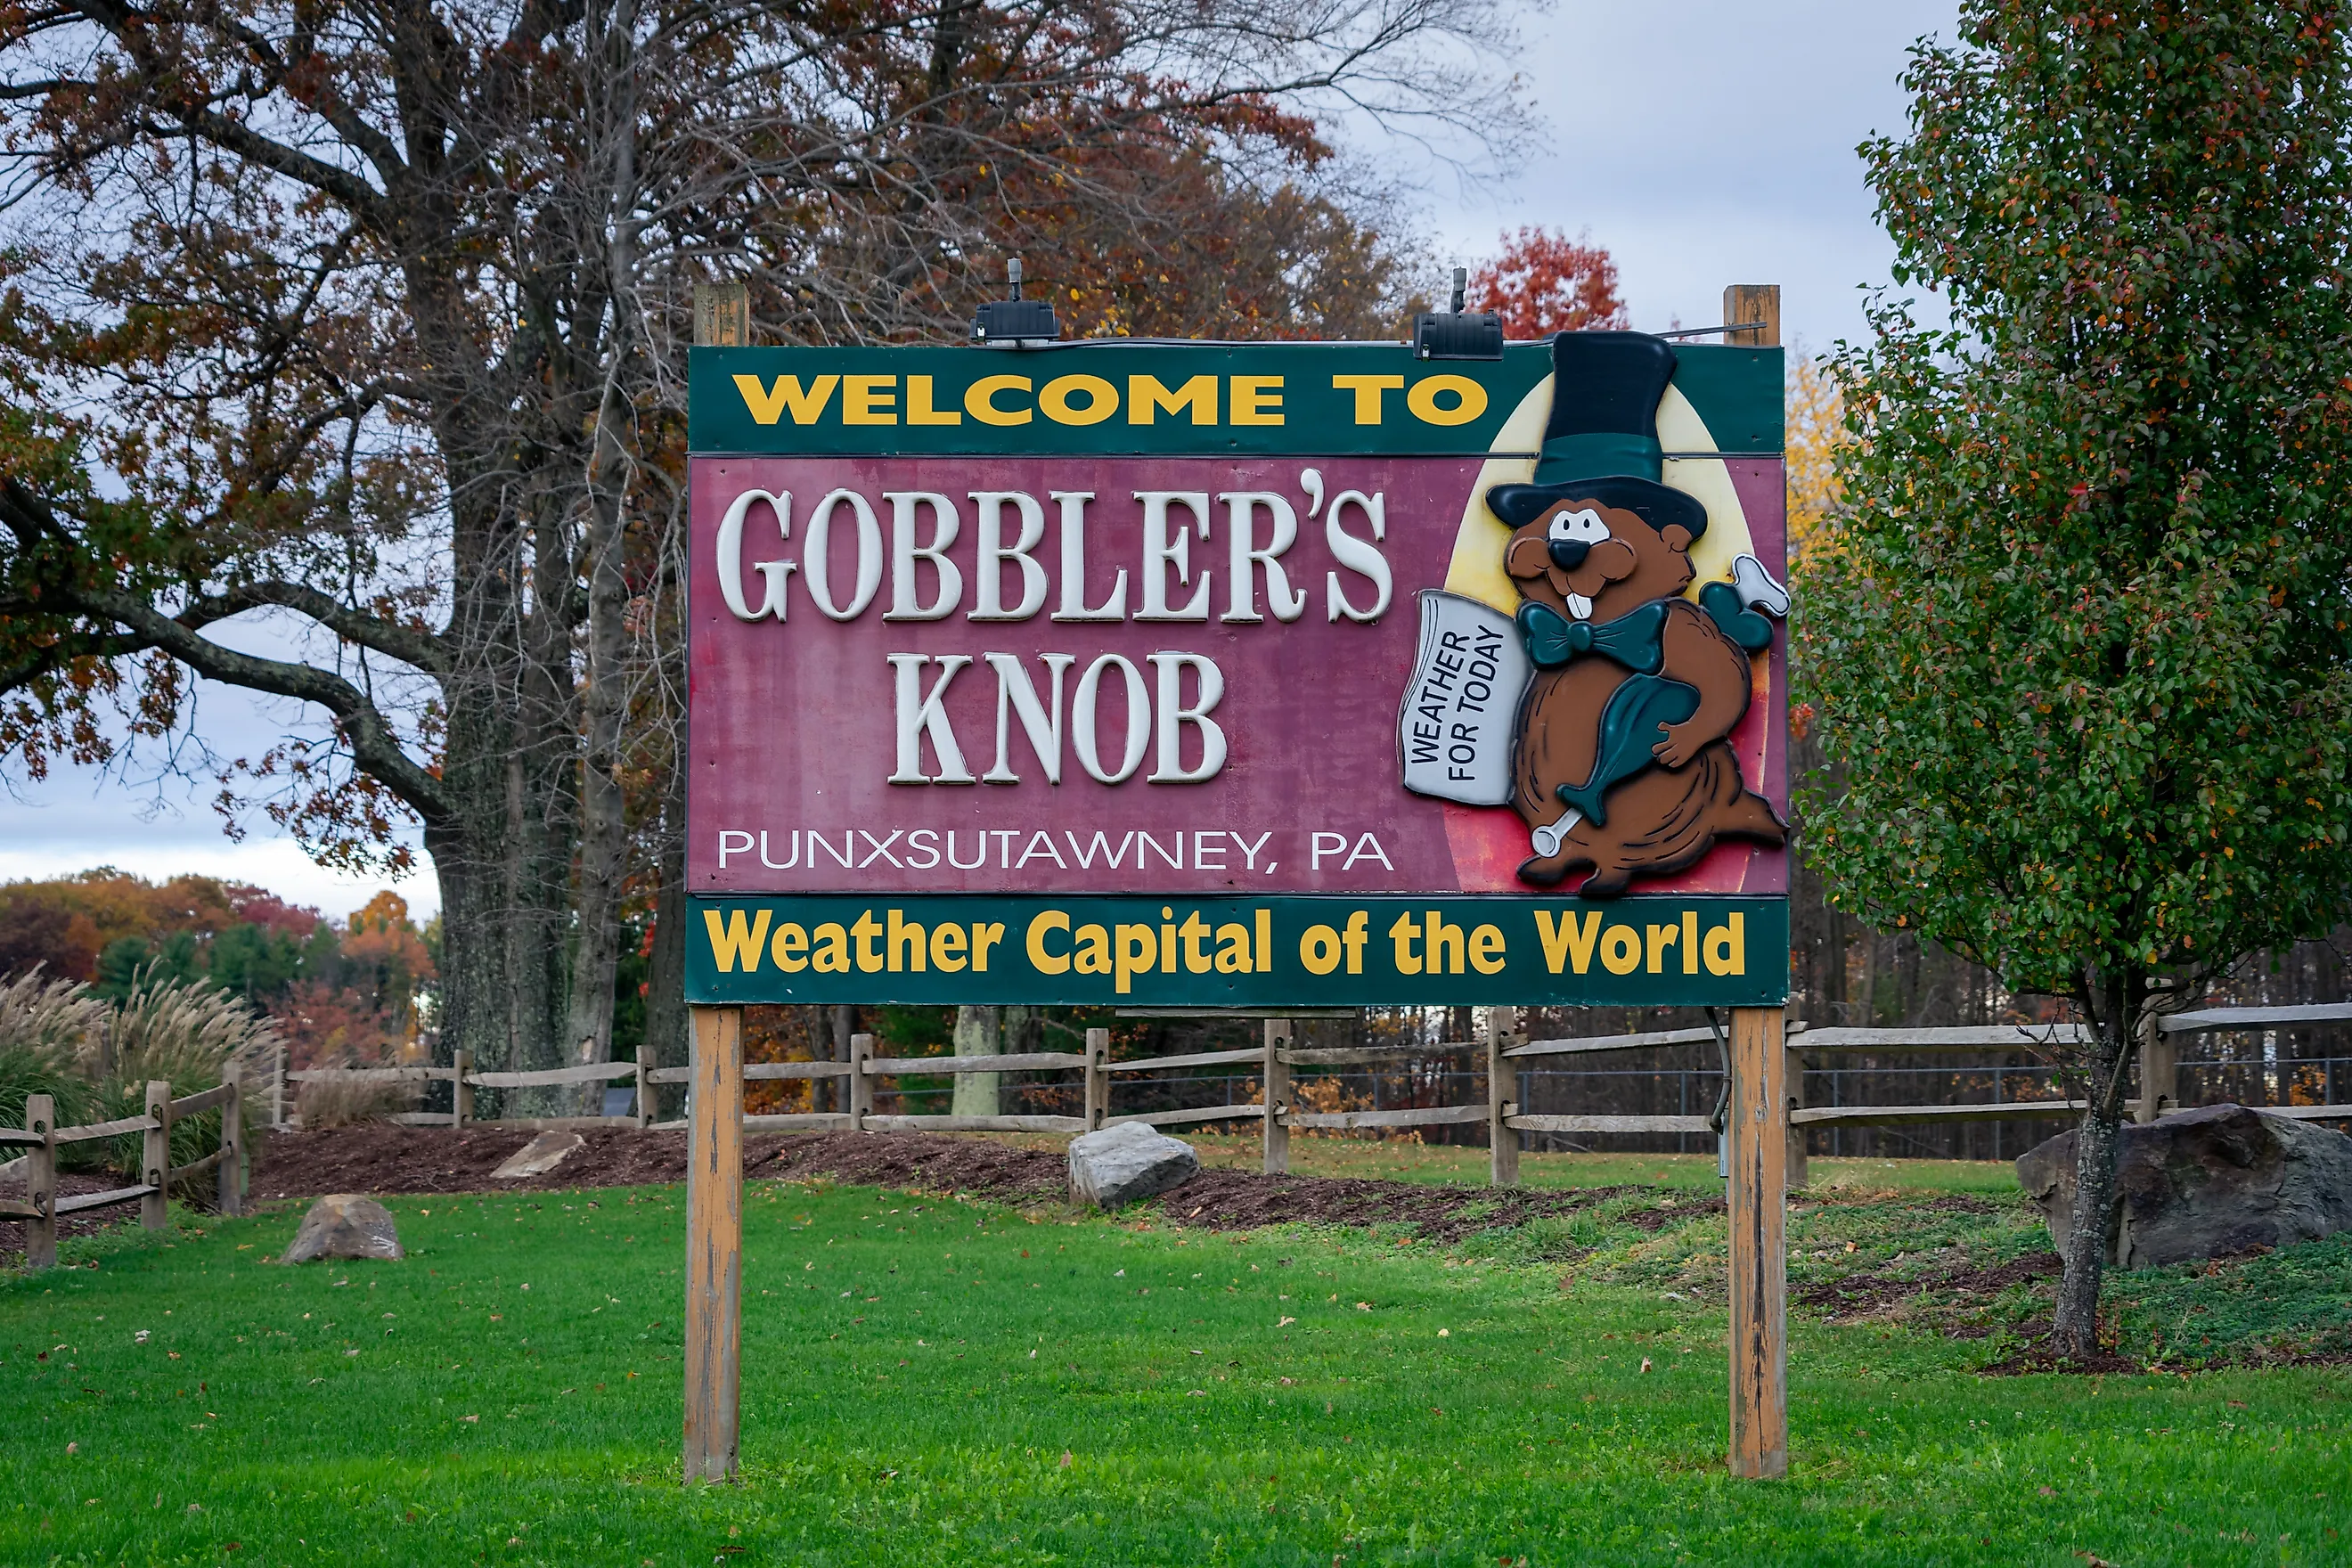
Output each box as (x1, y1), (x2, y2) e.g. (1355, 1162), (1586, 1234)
(1397, 590), (1531, 806)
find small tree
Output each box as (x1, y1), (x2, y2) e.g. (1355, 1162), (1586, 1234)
(1804, 1), (2352, 1359)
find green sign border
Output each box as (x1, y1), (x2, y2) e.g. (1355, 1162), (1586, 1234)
(687, 895), (1788, 1008)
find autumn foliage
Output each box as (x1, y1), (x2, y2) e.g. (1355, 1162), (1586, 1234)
(0, 872), (433, 1066)
(1469, 227), (1629, 339)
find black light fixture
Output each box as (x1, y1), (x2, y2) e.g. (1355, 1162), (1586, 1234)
(970, 257), (1059, 347)
(1411, 266), (1503, 360)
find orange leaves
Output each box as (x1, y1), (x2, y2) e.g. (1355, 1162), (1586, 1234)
(1467, 227), (1628, 339)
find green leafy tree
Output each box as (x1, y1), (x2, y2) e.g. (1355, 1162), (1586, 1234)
(1805, 2), (2352, 1358)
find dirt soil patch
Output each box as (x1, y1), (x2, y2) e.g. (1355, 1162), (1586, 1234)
(245, 1125), (1676, 1245)
(1797, 1248), (2064, 1319)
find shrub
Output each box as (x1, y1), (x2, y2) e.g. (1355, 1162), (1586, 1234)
(85, 973), (279, 1193)
(295, 1068), (419, 1129)
(0, 968), (104, 1137)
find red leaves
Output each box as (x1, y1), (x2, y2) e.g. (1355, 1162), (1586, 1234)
(1468, 227), (1628, 339)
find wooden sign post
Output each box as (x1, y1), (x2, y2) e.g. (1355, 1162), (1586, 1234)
(682, 1002), (743, 1482)
(1727, 1004), (1788, 1478)
(1723, 283), (1788, 1480)
(683, 280), (752, 1485)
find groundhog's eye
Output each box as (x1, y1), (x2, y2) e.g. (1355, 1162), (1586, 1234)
(1547, 507), (1611, 547)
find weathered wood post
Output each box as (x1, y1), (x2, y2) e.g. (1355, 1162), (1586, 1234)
(1488, 1006), (1521, 1188)
(452, 1049), (474, 1128)
(1262, 1017), (1292, 1174)
(848, 1031), (875, 1131)
(1725, 282), (1782, 352)
(637, 1041), (657, 1128)
(272, 1042), (288, 1130)
(1083, 1027), (1110, 1131)
(23, 1092), (56, 1269)
(683, 1004), (744, 1483)
(1727, 1004), (1789, 1480)
(2136, 1009), (2175, 1123)
(141, 1079), (172, 1231)
(217, 1061), (244, 1218)
(1724, 282), (1790, 1476)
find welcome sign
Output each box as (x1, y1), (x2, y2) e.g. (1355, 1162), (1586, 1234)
(686, 336), (1790, 1005)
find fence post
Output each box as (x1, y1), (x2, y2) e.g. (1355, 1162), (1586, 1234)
(23, 1092), (55, 1269)
(1784, 1043), (1809, 1190)
(2136, 1009), (2175, 1123)
(1488, 1007), (1521, 1188)
(683, 1004), (744, 1484)
(453, 1049), (474, 1129)
(1727, 1005), (1789, 1480)
(142, 1080), (172, 1231)
(1083, 1027), (1109, 1131)
(1262, 1018), (1292, 1174)
(272, 1043), (288, 1130)
(848, 1032), (874, 1131)
(217, 1062), (244, 1218)
(637, 1041), (657, 1128)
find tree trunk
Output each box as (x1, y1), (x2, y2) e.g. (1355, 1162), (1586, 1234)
(2050, 969), (2145, 1360)
(640, 770), (691, 1123)
(562, 389), (637, 1108)
(562, 0), (645, 1114)
(951, 1005), (1003, 1116)
(2050, 1091), (2124, 1358)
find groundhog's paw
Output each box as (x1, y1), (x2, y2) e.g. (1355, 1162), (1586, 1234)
(1651, 722), (1703, 770)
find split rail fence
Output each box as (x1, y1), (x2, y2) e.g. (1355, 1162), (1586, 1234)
(3, 1067), (247, 1269)
(271, 1000), (2352, 1185)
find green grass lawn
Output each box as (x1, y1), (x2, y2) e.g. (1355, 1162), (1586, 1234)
(4, 1169), (2348, 1566)
(1183, 1134), (2029, 1196)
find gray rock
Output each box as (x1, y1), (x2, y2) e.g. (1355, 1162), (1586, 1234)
(2017, 1103), (2352, 1269)
(491, 1130), (585, 1180)
(1068, 1122), (1199, 1209)
(280, 1194), (404, 1264)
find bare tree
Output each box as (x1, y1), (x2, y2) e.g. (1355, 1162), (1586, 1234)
(0, 0), (1527, 1092)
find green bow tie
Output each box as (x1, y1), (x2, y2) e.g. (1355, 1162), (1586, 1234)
(1515, 599), (1670, 673)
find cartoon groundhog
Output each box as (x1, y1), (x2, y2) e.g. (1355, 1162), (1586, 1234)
(1485, 331), (1787, 895)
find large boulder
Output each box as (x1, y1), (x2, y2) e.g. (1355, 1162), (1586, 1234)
(491, 1130), (585, 1180)
(1068, 1122), (1198, 1209)
(281, 1194), (404, 1264)
(2016, 1103), (2352, 1269)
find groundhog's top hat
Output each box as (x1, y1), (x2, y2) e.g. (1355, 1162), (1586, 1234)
(1485, 331), (1708, 540)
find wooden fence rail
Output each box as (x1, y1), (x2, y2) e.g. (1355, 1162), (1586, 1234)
(264, 1003), (2350, 1173)
(4, 1066), (244, 1270)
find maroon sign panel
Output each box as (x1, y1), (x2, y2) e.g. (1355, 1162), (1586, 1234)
(688, 339), (1788, 910)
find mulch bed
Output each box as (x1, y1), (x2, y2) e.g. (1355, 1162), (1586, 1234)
(252, 1124), (726, 1199)
(241, 1124), (1678, 1245)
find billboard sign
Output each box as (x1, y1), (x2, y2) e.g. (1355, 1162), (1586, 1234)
(686, 333), (1789, 1006)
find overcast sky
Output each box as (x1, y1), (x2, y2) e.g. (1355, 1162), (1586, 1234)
(0, 0), (1962, 926)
